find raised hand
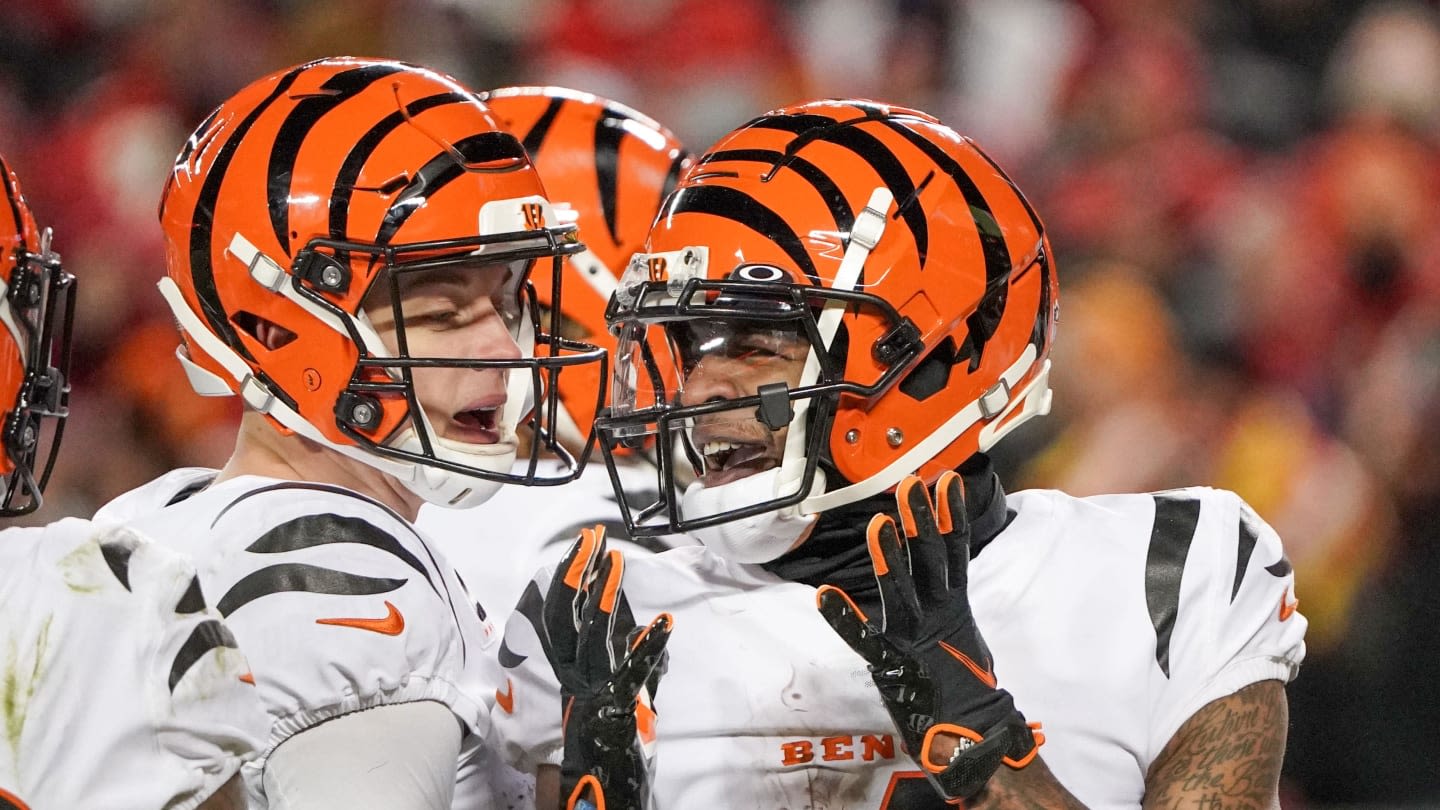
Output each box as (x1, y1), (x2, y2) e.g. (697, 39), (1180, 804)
(816, 472), (1040, 802)
(544, 526), (672, 810)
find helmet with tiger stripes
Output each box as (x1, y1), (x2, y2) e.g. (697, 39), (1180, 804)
(158, 57), (606, 509)
(0, 154), (75, 516)
(477, 86), (693, 449)
(599, 99), (1056, 545)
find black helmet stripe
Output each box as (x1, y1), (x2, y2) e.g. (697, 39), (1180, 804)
(328, 92), (470, 240)
(665, 184), (819, 284)
(594, 108), (633, 245)
(519, 94), (566, 156)
(266, 63), (405, 255)
(750, 112), (928, 266)
(176, 108), (220, 167)
(968, 142), (1046, 236)
(661, 151), (688, 200)
(701, 148), (855, 235)
(189, 65), (306, 359)
(877, 120), (1033, 363)
(374, 131), (528, 245)
(877, 120), (1013, 282)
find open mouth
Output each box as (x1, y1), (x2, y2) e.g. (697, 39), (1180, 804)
(699, 438), (776, 485)
(452, 405), (501, 444)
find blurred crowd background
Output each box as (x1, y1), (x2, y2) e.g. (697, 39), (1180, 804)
(0, 0), (1434, 806)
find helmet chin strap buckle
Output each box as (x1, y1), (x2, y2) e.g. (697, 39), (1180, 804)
(756, 382), (794, 431)
(978, 378), (1011, 420)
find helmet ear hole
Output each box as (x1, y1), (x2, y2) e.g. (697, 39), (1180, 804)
(232, 311), (297, 350)
(898, 337), (957, 402)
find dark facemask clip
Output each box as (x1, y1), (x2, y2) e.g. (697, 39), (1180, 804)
(756, 382), (794, 431)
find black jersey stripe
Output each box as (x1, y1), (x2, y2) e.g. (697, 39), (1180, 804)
(327, 92), (470, 241)
(665, 184), (818, 284)
(1145, 494), (1202, 678)
(99, 535), (136, 591)
(208, 481), (470, 659)
(518, 94), (566, 157)
(266, 63), (403, 255)
(188, 64), (305, 362)
(498, 579), (546, 668)
(701, 148), (855, 235)
(175, 575), (206, 614)
(245, 513), (439, 596)
(215, 563), (406, 617)
(1265, 556), (1293, 577)
(168, 619), (240, 693)
(373, 131), (528, 246)
(1233, 512), (1259, 602)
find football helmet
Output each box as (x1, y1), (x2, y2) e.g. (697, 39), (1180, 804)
(0, 154), (76, 516)
(478, 86), (692, 448)
(158, 57), (605, 509)
(599, 99), (1057, 539)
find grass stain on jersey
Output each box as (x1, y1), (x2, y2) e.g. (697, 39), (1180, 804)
(1, 614), (51, 764)
(56, 539), (108, 594)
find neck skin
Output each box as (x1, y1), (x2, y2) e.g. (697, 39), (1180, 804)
(214, 411), (424, 522)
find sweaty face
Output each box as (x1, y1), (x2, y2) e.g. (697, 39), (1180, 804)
(671, 319), (809, 486)
(363, 260), (524, 446)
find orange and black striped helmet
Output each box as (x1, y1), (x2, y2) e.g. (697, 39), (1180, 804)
(158, 57), (605, 509)
(598, 99), (1056, 537)
(0, 154), (76, 517)
(478, 86), (692, 447)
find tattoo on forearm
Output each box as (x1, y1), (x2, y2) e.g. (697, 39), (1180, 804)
(1143, 680), (1287, 810)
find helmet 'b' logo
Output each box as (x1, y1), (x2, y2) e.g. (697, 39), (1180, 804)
(521, 203), (545, 230)
(647, 257), (668, 282)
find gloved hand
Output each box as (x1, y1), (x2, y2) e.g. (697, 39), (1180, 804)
(816, 472), (1040, 801)
(544, 526), (672, 810)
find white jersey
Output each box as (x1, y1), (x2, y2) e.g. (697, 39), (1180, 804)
(0, 517), (265, 810)
(96, 471), (504, 807)
(491, 486), (1307, 809)
(415, 457), (693, 631)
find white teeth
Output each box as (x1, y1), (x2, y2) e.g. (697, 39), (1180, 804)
(703, 440), (741, 457)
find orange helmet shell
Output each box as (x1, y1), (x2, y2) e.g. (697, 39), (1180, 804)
(479, 86), (692, 441)
(161, 58), (547, 448)
(0, 153), (75, 514)
(606, 99), (1056, 529)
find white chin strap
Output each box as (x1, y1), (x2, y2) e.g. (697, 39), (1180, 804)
(158, 220), (551, 510)
(685, 187), (891, 563)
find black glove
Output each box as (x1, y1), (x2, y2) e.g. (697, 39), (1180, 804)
(816, 472), (1040, 801)
(544, 526), (673, 810)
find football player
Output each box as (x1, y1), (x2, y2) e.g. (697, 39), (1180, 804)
(492, 100), (1306, 808)
(0, 154), (266, 809)
(92, 58), (668, 809)
(417, 85), (697, 627)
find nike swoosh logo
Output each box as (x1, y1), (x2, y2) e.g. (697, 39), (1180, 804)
(495, 678), (515, 714)
(938, 640), (998, 688)
(1279, 587), (1300, 622)
(316, 600), (405, 635)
